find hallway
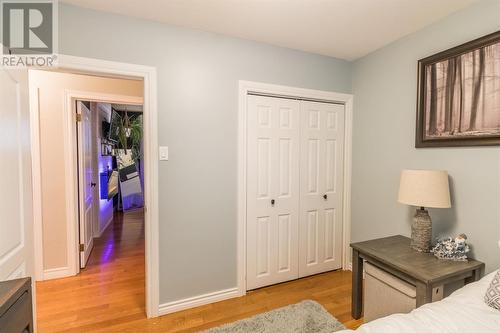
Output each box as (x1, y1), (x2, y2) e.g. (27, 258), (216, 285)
(36, 209), (146, 332)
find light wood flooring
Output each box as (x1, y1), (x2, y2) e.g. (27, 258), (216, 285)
(36, 210), (363, 332)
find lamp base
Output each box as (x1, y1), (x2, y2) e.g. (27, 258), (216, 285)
(410, 208), (432, 252)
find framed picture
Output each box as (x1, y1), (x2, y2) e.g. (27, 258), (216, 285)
(416, 30), (500, 147)
(101, 141), (114, 156)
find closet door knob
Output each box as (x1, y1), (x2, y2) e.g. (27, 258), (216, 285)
(271, 199), (275, 206)
(323, 194), (328, 200)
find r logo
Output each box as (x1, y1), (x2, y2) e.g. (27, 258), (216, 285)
(2, 1), (53, 55)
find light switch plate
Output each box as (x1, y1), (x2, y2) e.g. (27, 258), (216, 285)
(498, 240), (500, 248)
(159, 146), (169, 161)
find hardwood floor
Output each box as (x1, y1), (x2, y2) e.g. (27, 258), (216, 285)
(36, 210), (363, 332)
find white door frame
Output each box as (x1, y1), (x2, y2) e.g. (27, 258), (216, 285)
(29, 55), (159, 318)
(237, 80), (353, 295)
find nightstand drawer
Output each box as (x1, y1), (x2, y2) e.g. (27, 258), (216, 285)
(0, 290), (31, 333)
(364, 262), (443, 322)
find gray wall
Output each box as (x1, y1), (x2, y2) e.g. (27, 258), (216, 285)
(58, 4), (352, 303)
(352, 0), (500, 272)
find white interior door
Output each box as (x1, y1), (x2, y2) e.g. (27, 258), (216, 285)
(246, 95), (300, 290)
(0, 68), (35, 282)
(298, 101), (344, 277)
(77, 101), (94, 268)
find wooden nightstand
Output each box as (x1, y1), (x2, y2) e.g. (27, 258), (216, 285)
(350, 235), (485, 320)
(0, 278), (33, 333)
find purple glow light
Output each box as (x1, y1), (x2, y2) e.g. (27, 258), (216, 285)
(98, 149), (114, 230)
(101, 241), (114, 263)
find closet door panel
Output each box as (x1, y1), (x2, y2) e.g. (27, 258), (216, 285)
(306, 210), (319, 265)
(246, 95), (300, 290)
(299, 101), (344, 278)
(256, 216), (271, 276)
(277, 214), (292, 272)
(324, 208), (337, 261)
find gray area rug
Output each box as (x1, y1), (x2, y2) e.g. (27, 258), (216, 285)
(200, 300), (346, 333)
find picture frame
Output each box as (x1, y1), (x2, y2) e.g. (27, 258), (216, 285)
(416, 30), (500, 147)
(101, 139), (115, 156)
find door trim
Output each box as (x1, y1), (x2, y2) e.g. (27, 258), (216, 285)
(237, 80), (353, 295)
(29, 55), (160, 318)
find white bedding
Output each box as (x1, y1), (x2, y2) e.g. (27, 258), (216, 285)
(339, 270), (500, 333)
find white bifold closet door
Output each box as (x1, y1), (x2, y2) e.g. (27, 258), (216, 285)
(298, 101), (344, 278)
(246, 95), (300, 290)
(246, 95), (345, 290)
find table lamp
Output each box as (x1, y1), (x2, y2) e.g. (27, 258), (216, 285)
(398, 169), (451, 252)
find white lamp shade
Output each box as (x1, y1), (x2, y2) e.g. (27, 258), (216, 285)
(398, 169), (451, 208)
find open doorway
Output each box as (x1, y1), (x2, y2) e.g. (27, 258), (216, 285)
(76, 100), (145, 270)
(28, 68), (153, 331)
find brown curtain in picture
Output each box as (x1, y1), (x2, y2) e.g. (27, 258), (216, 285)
(425, 43), (500, 137)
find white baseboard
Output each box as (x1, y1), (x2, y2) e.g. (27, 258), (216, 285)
(98, 214), (114, 238)
(158, 287), (241, 316)
(43, 266), (72, 280)
(346, 262), (352, 271)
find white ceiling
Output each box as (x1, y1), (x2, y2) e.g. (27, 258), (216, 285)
(61, 0), (479, 60)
